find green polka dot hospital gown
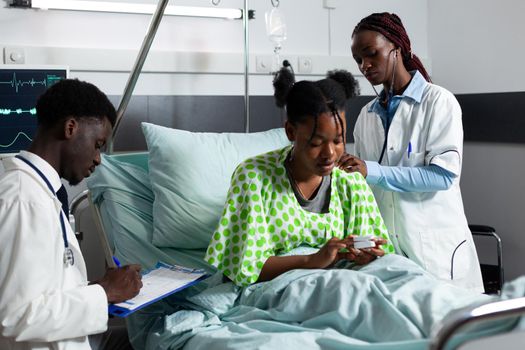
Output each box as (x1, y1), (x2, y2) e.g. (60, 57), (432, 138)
(205, 146), (394, 286)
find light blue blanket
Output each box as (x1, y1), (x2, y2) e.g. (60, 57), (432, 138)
(126, 255), (523, 350)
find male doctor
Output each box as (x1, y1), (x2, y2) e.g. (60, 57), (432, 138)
(0, 79), (143, 349)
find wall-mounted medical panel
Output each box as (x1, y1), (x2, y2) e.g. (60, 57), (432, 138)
(106, 91), (525, 153)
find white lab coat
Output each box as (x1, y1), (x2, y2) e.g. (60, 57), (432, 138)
(0, 152), (108, 350)
(354, 83), (484, 293)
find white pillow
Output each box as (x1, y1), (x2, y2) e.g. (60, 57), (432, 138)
(142, 123), (291, 249)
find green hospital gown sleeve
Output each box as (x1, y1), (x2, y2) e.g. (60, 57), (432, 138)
(205, 162), (274, 286)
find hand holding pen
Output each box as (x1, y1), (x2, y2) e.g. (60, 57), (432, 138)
(94, 257), (143, 303)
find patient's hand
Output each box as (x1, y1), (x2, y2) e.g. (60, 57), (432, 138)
(96, 264), (143, 303)
(307, 237), (348, 268)
(343, 236), (387, 265)
(338, 153), (367, 178)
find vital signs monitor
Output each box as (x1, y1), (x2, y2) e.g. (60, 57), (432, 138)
(0, 65), (68, 155)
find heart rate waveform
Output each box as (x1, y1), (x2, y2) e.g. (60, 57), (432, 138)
(1, 67), (67, 153)
(0, 131), (33, 149)
(0, 107), (37, 115)
(0, 72), (63, 93)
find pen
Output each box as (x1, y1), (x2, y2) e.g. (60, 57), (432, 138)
(112, 256), (121, 268)
(407, 142), (412, 158)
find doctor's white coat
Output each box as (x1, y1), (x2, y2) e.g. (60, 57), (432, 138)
(354, 83), (484, 293)
(0, 152), (108, 350)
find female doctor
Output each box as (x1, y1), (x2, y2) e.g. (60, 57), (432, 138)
(341, 12), (484, 293)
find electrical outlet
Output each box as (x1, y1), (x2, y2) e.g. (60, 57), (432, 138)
(298, 56), (313, 73)
(4, 47), (26, 64)
(256, 55), (272, 73)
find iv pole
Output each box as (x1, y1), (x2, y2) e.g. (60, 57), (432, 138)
(107, 0), (252, 154)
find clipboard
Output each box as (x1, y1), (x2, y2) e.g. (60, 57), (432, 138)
(108, 262), (209, 317)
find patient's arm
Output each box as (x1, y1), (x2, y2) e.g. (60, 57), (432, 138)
(258, 237), (346, 282)
(258, 236), (384, 282)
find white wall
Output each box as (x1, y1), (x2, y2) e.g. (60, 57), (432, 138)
(428, 0), (525, 94)
(429, 0), (525, 281)
(0, 0), (429, 96)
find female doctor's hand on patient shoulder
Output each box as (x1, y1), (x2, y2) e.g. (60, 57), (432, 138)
(338, 153), (367, 178)
(95, 264), (143, 303)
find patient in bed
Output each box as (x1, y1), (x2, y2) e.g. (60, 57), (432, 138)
(205, 67), (395, 287)
(176, 67), (523, 347)
(110, 70), (524, 348)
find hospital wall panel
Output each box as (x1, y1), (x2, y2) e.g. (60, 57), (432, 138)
(458, 92), (525, 144)
(107, 91), (525, 152)
(148, 96), (245, 133)
(107, 96), (149, 151)
(105, 95), (373, 152)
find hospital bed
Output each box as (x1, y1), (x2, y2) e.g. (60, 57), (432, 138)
(80, 144), (525, 350)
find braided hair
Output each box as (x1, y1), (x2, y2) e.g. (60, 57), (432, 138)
(352, 12), (431, 82)
(273, 66), (359, 144)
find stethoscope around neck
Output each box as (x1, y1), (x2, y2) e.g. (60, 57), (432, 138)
(369, 48), (398, 164)
(15, 155), (75, 267)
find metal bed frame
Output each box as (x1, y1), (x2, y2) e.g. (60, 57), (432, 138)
(470, 225), (504, 295)
(429, 297), (525, 350)
(67, 1), (525, 348)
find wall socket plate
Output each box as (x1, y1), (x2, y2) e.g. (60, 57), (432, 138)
(255, 55), (297, 74)
(4, 47), (26, 64)
(298, 56), (313, 73)
(255, 55), (273, 73)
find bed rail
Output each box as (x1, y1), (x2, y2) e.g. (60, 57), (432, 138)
(429, 296), (525, 350)
(70, 189), (89, 243)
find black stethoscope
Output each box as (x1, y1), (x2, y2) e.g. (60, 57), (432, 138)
(371, 48), (398, 164)
(15, 155), (75, 267)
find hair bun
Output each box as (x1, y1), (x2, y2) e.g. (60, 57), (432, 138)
(273, 67), (296, 108)
(326, 70), (360, 98)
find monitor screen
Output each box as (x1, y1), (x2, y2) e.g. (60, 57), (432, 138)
(0, 65), (69, 155)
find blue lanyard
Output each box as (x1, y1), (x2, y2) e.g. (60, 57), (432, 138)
(15, 155), (73, 266)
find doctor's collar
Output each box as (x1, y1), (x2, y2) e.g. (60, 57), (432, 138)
(367, 70), (427, 112)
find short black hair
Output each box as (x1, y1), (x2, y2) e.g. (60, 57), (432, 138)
(36, 79), (117, 128)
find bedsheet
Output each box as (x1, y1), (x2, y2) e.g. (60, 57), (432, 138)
(127, 255), (524, 350)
